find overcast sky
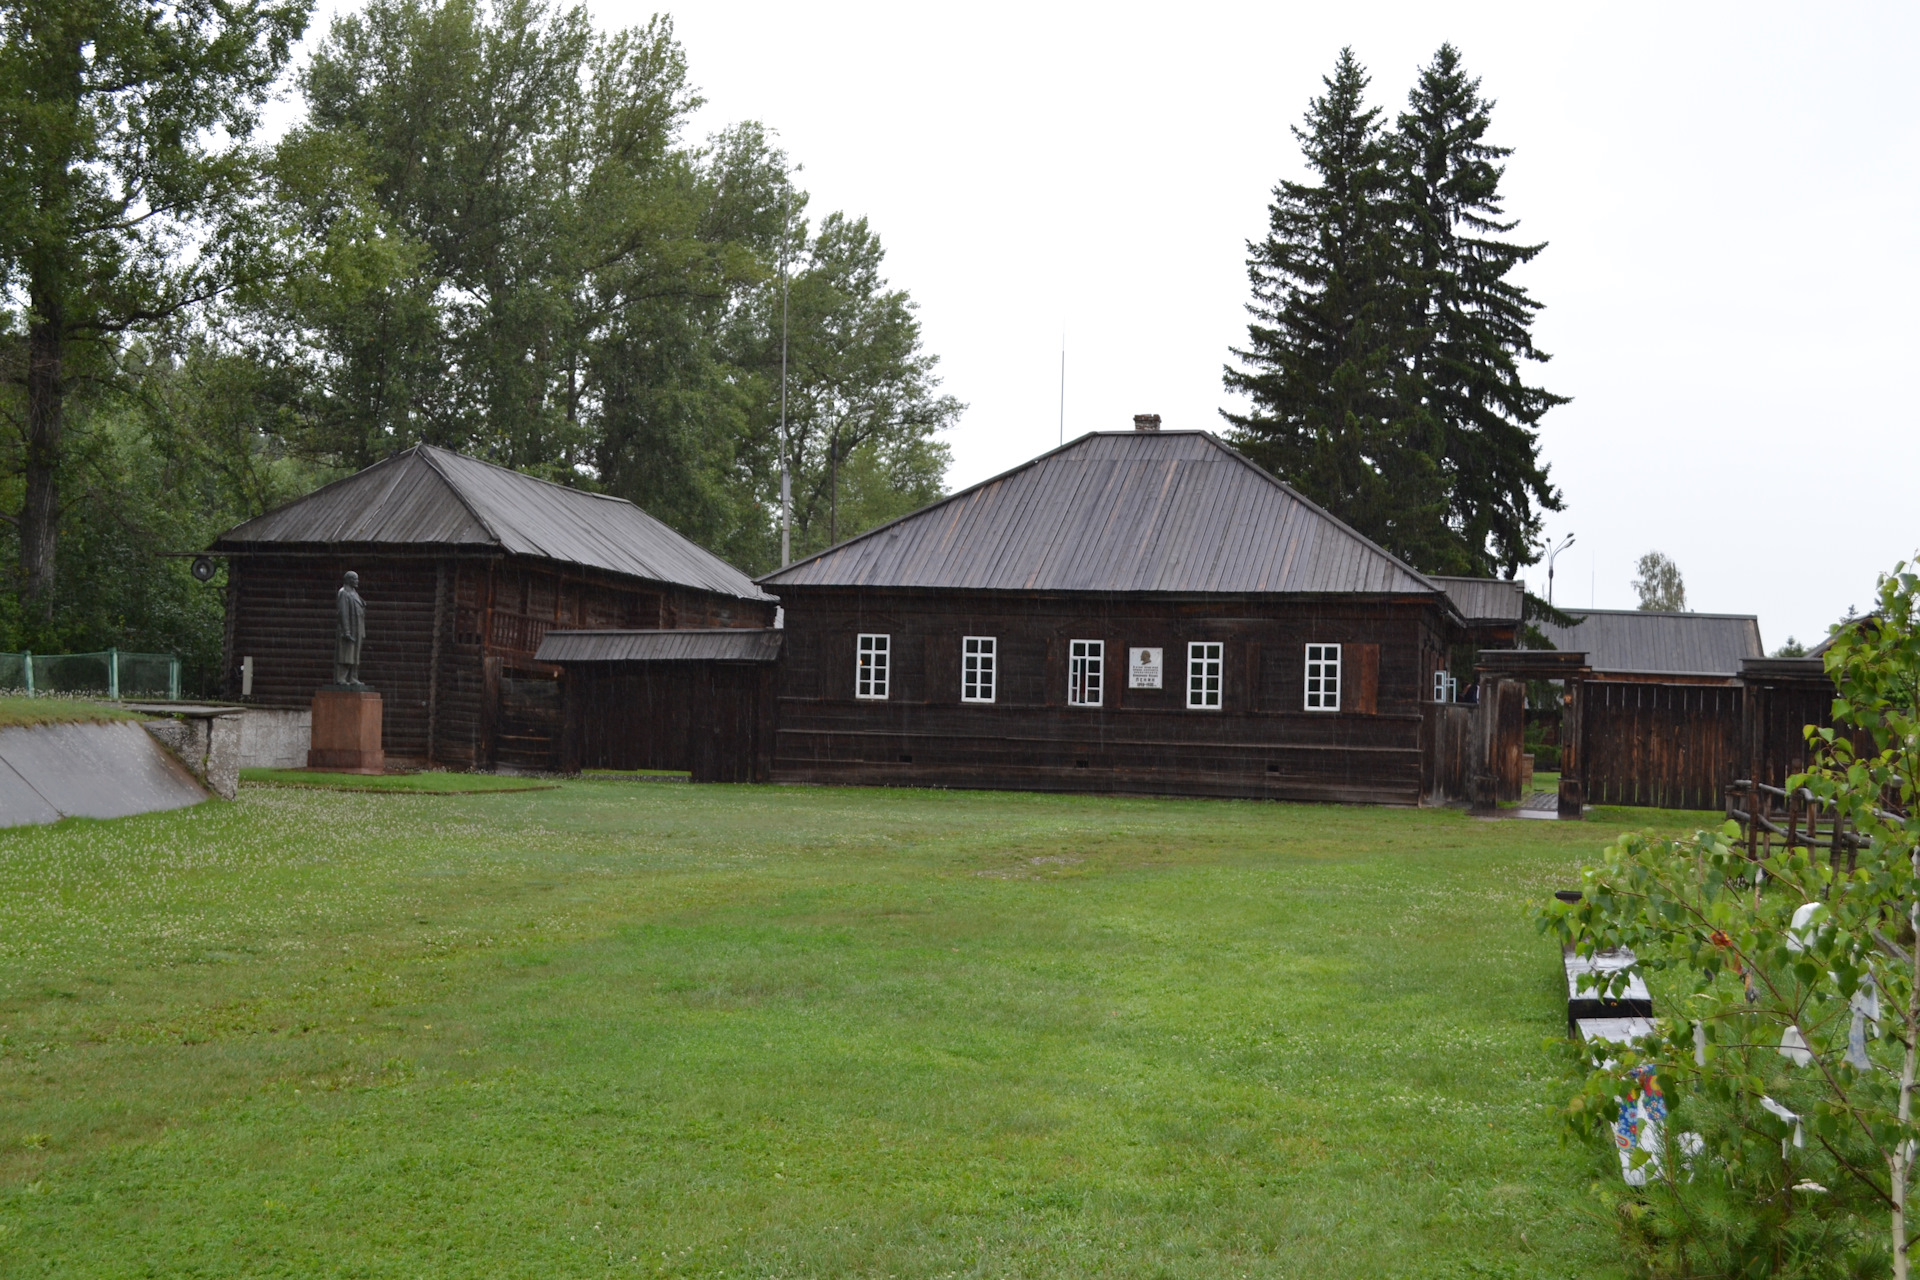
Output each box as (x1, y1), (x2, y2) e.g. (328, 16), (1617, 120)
(611, 0), (1918, 649)
(294, 1), (1920, 648)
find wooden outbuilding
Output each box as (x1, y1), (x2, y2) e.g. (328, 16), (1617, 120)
(754, 425), (1486, 805)
(212, 446), (776, 770)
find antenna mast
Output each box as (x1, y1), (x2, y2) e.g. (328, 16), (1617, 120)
(1058, 335), (1065, 446)
(779, 187), (792, 568)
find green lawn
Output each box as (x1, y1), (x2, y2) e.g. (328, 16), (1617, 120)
(0, 781), (1717, 1278)
(0, 696), (145, 728)
(240, 768), (561, 795)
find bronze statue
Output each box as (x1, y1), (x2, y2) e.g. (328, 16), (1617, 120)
(334, 571), (367, 687)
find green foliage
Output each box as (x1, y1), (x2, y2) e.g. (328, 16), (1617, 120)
(0, 348), (326, 691)
(1633, 552), (1687, 612)
(1225, 45), (1563, 577)
(1776, 637), (1812, 659)
(1223, 49), (1451, 572)
(0, 0), (956, 665)
(0, 0), (311, 601)
(255, 0), (955, 576)
(1542, 558), (1920, 1278)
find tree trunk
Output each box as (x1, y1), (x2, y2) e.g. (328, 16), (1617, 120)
(21, 284), (63, 611)
(1896, 877), (1919, 1280)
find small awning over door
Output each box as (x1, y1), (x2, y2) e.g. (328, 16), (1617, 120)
(535, 628), (782, 664)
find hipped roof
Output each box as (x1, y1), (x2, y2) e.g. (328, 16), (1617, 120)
(1535, 608), (1763, 677)
(760, 430), (1443, 597)
(214, 445), (772, 601)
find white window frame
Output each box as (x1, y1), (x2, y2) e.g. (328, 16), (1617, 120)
(856, 633), (890, 700)
(1433, 669), (1457, 704)
(962, 635), (997, 703)
(1068, 639), (1104, 707)
(1187, 641), (1223, 710)
(1304, 643), (1341, 711)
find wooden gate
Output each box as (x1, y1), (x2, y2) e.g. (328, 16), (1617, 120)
(1580, 680), (1742, 810)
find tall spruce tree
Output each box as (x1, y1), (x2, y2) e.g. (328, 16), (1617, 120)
(1222, 49), (1451, 570)
(1394, 43), (1564, 576)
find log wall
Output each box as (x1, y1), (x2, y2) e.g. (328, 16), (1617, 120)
(770, 588), (1451, 804)
(223, 548), (773, 770)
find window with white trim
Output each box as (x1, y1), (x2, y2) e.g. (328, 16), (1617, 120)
(856, 633), (890, 699)
(1432, 670), (1457, 703)
(1187, 642), (1223, 709)
(1304, 643), (1341, 711)
(962, 636), (996, 702)
(1068, 639), (1104, 707)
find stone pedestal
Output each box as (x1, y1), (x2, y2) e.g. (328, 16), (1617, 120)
(1557, 776), (1585, 820)
(308, 688), (384, 774)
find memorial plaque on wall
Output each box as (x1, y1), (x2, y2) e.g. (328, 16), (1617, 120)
(1129, 647), (1163, 689)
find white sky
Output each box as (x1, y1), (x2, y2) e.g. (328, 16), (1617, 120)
(296, 1), (1920, 649)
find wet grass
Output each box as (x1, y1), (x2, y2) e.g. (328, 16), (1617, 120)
(240, 768), (561, 794)
(0, 782), (1718, 1278)
(0, 696), (145, 728)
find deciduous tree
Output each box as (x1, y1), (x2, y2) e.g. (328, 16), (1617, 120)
(0, 0), (309, 609)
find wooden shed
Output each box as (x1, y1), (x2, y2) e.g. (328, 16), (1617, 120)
(538, 628), (782, 782)
(211, 446), (776, 770)
(756, 426), (1482, 805)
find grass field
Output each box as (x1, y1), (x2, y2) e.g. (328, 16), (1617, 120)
(240, 768), (563, 795)
(0, 780), (1717, 1278)
(0, 696), (145, 729)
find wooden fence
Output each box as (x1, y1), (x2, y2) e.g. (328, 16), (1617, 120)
(1581, 681), (1745, 810)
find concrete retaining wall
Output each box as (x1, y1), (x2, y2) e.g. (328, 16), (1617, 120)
(238, 707), (310, 770)
(0, 721), (209, 828)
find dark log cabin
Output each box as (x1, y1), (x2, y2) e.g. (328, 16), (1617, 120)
(757, 423), (1490, 805)
(212, 445), (776, 770)
(1531, 608), (1765, 809)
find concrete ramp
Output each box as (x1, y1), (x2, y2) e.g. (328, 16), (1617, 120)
(0, 721), (209, 828)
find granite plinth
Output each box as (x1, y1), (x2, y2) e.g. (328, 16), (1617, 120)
(308, 688), (384, 774)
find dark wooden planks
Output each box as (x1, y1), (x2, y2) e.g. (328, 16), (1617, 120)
(224, 550), (775, 771)
(765, 586), (1445, 804)
(1579, 680), (1743, 809)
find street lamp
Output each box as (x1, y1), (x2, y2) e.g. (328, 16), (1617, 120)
(1546, 533), (1575, 607)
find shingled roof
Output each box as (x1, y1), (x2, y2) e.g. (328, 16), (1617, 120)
(760, 430), (1442, 597)
(214, 445), (772, 601)
(1534, 608), (1763, 677)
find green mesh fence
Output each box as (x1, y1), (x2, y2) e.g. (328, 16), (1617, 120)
(0, 650), (180, 699)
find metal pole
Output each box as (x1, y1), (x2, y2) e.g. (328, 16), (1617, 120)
(169, 655), (180, 701)
(829, 420), (838, 545)
(107, 648), (119, 700)
(779, 187), (792, 568)
(1058, 336), (1065, 447)
(22, 650), (31, 695)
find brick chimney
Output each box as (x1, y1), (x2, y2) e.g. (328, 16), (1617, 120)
(1133, 414), (1162, 432)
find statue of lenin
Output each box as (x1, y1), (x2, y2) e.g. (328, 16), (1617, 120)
(334, 570), (367, 687)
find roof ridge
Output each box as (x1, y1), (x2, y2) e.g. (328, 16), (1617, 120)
(760, 428), (1444, 595)
(1561, 607), (1761, 621)
(759, 429), (1106, 583)
(216, 449), (414, 540)
(419, 443), (633, 504)
(1187, 432), (1443, 595)
(414, 446), (504, 546)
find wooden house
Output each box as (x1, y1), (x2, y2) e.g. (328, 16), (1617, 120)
(755, 424), (1485, 805)
(211, 445), (776, 770)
